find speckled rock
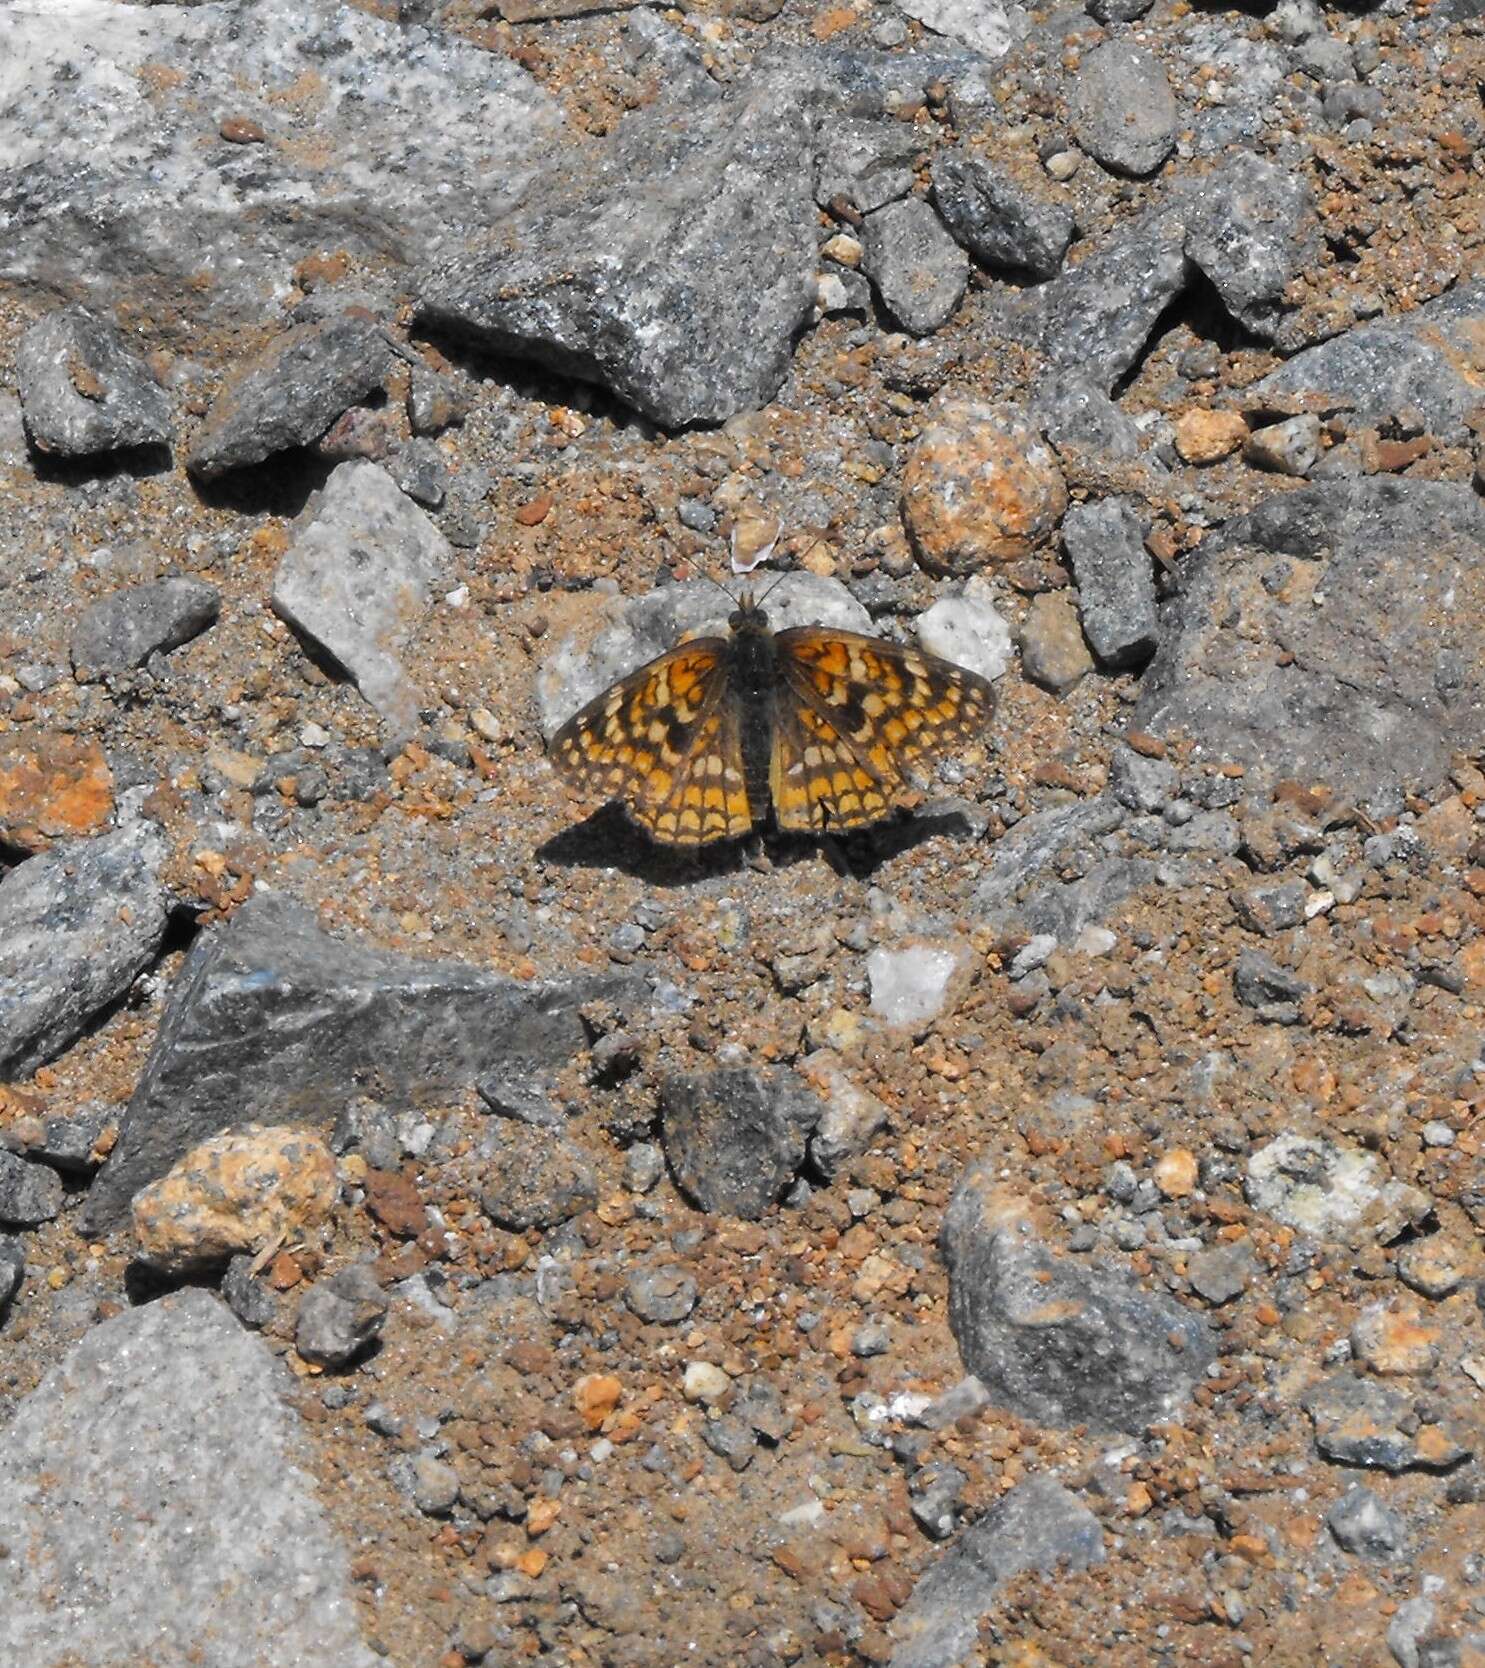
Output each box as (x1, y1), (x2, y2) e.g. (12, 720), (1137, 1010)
(479, 1125), (598, 1229)
(1303, 1372), (1472, 1472)
(15, 306), (172, 456)
(132, 1124), (337, 1274)
(1062, 497), (1158, 670)
(1173, 408), (1248, 464)
(71, 579), (221, 680)
(930, 147), (1074, 279)
(0, 1288), (378, 1667)
(859, 197), (969, 336)
(1245, 1132), (1431, 1245)
(1070, 42), (1177, 177)
(0, 1150), (64, 1228)
(660, 1067), (821, 1219)
(296, 1264), (390, 1366)
(900, 397), (1068, 574)
(0, 731), (114, 854)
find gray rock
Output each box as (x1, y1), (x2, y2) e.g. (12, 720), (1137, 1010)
(1182, 152), (1321, 342)
(801, 1052), (890, 1181)
(1244, 413), (1321, 476)
(271, 460), (452, 742)
(406, 366), (473, 437)
(1327, 1485), (1406, 1558)
(860, 197), (970, 336)
(0, 1150), (64, 1228)
(814, 118), (920, 213)
(0, 1236), (23, 1316)
(910, 1463), (968, 1541)
(15, 307), (172, 457)
(479, 1126), (598, 1229)
(890, 0), (1018, 57)
(1234, 877), (1309, 935)
(702, 1414), (756, 1471)
(0, 1104), (113, 1175)
(1303, 1373), (1472, 1472)
(0, 820), (170, 1080)
(296, 1265), (390, 1366)
(0, 0), (558, 327)
(187, 316), (391, 479)
(1187, 1241), (1253, 1305)
(1086, 0), (1152, 20)
(1233, 948), (1309, 1019)
(930, 148), (1074, 280)
(1245, 1132), (1431, 1245)
(625, 1141), (665, 1193)
(403, 1453), (460, 1517)
(1062, 498), (1157, 670)
(418, 82), (817, 428)
(0, 1288), (377, 1667)
(222, 1253), (280, 1331)
(625, 1263), (699, 1324)
(71, 579), (221, 680)
(890, 1477), (1104, 1668)
(1070, 43), (1178, 177)
(1252, 282), (1485, 444)
(1108, 746), (1177, 814)
(1032, 374), (1146, 465)
(1135, 481), (1485, 815)
(942, 1166), (1215, 1431)
(80, 892), (638, 1231)
(659, 1067), (822, 1219)
(476, 1073), (563, 1129)
(387, 439), (450, 509)
(993, 209), (1190, 393)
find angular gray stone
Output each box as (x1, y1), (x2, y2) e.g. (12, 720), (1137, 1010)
(15, 307), (172, 457)
(1032, 374), (1146, 465)
(1327, 1485), (1406, 1558)
(993, 209), (1190, 393)
(71, 579), (221, 680)
(942, 1167), (1215, 1431)
(0, 1236), (23, 1316)
(1086, 0), (1152, 20)
(0, 0), (558, 326)
(80, 892), (639, 1231)
(1182, 151), (1322, 342)
(659, 1067), (822, 1219)
(0, 1150), (64, 1228)
(814, 117), (920, 213)
(479, 1125), (598, 1229)
(1135, 481), (1485, 815)
(1233, 948), (1309, 1019)
(1303, 1372), (1472, 1473)
(1063, 497), (1158, 669)
(860, 197), (970, 336)
(1187, 1241), (1253, 1305)
(0, 820), (170, 1080)
(1253, 281), (1485, 444)
(890, 0), (1018, 57)
(0, 1288), (378, 1668)
(187, 316), (391, 480)
(1107, 745), (1177, 814)
(1070, 42), (1178, 177)
(1244, 413), (1321, 476)
(418, 83), (817, 428)
(625, 1263), (699, 1324)
(295, 1264), (389, 1367)
(930, 147), (1075, 280)
(271, 459), (452, 741)
(890, 1477), (1104, 1668)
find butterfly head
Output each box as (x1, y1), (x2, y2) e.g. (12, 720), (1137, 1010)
(728, 590), (770, 634)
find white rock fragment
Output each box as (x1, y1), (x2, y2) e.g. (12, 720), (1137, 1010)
(914, 578), (1014, 683)
(866, 943), (965, 1028)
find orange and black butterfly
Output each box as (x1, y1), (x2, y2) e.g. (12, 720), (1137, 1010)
(549, 585), (995, 847)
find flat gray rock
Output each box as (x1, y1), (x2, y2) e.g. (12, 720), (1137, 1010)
(1135, 480), (1485, 814)
(81, 892), (640, 1230)
(1070, 42), (1178, 177)
(890, 1477), (1105, 1668)
(15, 307), (172, 457)
(71, 578), (220, 679)
(186, 316), (391, 479)
(271, 460), (452, 742)
(814, 117), (920, 213)
(1062, 497), (1157, 669)
(0, 820), (170, 1080)
(860, 197), (970, 336)
(418, 81), (817, 428)
(942, 1164), (1215, 1431)
(0, 0), (558, 324)
(0, 1288), (378, 1668)
(1252, 280), (1485, 442)
(660, 1067), (822, 1219)
(931, 148), (1074, 280)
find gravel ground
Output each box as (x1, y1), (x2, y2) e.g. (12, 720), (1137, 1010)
(1, 0), (1483, 1665)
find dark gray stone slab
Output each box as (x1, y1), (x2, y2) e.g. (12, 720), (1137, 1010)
(890, 1477), (1105, 1668)
(80, 893), (642, 1230)
(186, 315), (391, 479)
(1062, 497), (1158, 669)
(0, 1288), (378, 1668)
(660, 1067), (821, 1218)
(0, 1151), (64, 1228)
(0, 820), (170, 1080)
(931, 147), (1075, 280)
(860, 197), (969, 336)
(942, 1165), (1215, 1431)
(1070, 42), (1178, 177)
(1135, 480), (1485, 814)
(15, 307), (172, 457)
(417, 82), (817, 428)
(1304, 1373), (1473, 1473)
(71, 579), (221, 680)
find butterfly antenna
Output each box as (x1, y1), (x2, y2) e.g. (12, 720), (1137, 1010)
(694, 567), (742, 609)
(754, 567), (791, 608)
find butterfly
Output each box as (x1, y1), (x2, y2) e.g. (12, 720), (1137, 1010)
(549, 586), (995, 847)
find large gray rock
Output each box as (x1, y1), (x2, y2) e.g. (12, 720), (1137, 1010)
(659, 1067), (822, 1219)
(1251, 281), (1485, 443)
(81, 893), (640, 1230)
(187, 315), (391, 480)
(271, 460), (452, 742)
(1135, 480), (1485, 814)
(417, 81), (817, 428)
(860, 197), (969, 336)
(930, 148), (1075, 280)
(0, 1288), (378, 1668)
(942, 1168), (1215, 1431)
(0, 820), (170, 1080)
(15, 307), (172, 457)
(71, 579), (220, 680)
(0, 0), (558, 324)
(890, 1477), (1105, 1668)
(1070, 42), (1178, 177)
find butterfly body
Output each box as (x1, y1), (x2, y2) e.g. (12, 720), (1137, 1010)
(551, 590), (994, 847)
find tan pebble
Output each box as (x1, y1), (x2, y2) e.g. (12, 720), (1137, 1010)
(682, 1361), (731, 1404)
(574, 1373), (622, 1429)
(1154, 1148), (1199, 1198)
(1173, 408), (1248, 465)
(1350, 1300), (1440, 1376)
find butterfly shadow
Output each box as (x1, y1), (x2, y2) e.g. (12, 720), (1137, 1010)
(536, 801), (984, 886)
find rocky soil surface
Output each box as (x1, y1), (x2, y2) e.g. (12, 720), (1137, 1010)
(1, 0), (1483, 1664)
